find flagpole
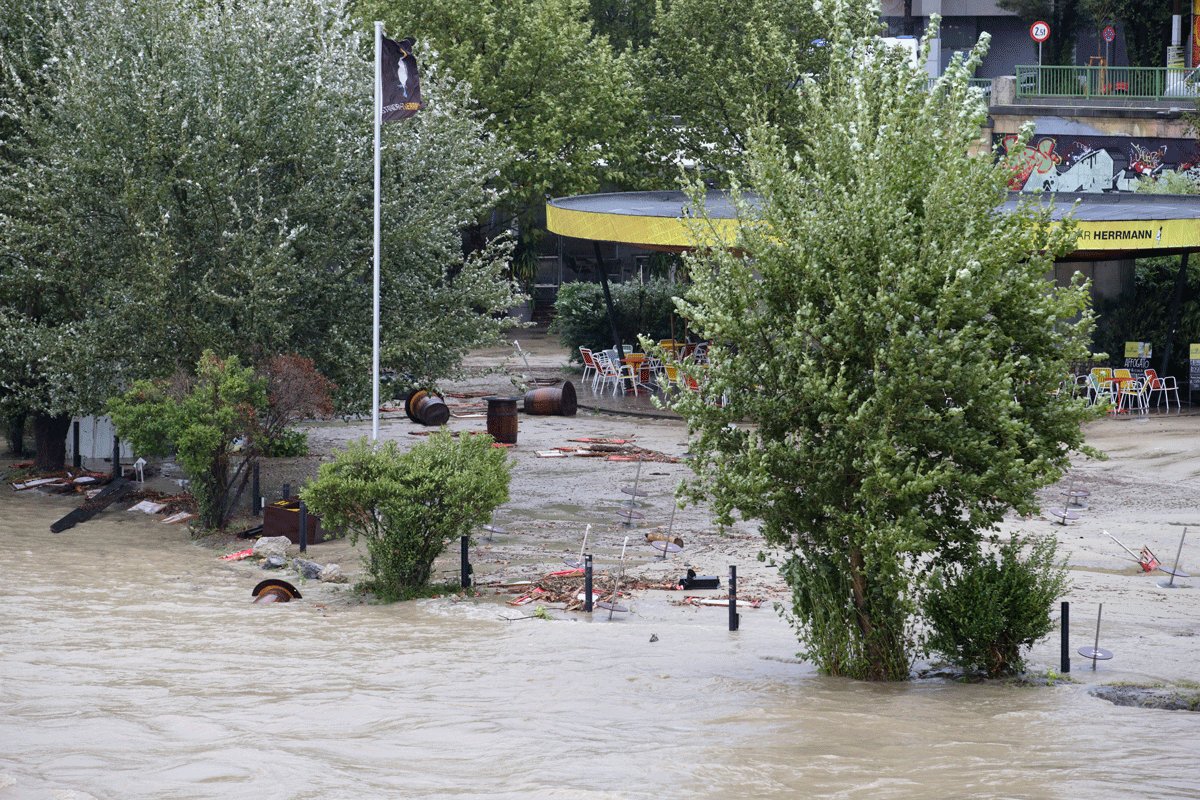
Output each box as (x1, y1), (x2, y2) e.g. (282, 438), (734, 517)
(371, 20), (382, 443)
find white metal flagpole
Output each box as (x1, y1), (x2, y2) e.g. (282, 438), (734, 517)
(371, 21), (383, 443)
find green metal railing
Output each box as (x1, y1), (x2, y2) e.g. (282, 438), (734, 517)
(1015, 64), (1200, 101)
(968, 77), (992, 98)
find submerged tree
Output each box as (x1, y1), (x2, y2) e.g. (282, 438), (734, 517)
(672, 17), (1095, 680)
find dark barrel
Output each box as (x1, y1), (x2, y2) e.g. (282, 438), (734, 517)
(484, 396), (519, 444)
(405, 389), (450, 426)
(523, 380), (577, 416)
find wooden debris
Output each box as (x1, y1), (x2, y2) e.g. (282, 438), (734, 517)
(50, 478), (135, 533)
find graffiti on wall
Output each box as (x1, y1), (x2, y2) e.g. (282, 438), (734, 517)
(997, 134), (1200, 193)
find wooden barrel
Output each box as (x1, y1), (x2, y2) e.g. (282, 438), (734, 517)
(405, 389), (450, 426)
(523, 381), (577, 416)
(484, 396), (519, 444)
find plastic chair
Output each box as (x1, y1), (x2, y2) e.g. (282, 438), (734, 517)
(579, 347), (598, 387)
(1143, 368), (1180, 411)
(593, 352), (637, 396)
(1118, 378), (1148, 414)
(1086, 372), (1116, 407)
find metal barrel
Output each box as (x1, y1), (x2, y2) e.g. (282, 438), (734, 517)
(485, 396), (519, 444)
(523, 380), (577, 416)
(405, 389), (450, 426)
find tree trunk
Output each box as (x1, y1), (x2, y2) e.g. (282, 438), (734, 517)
(6, 413), (26, 456)
(32, 413), (71, 472)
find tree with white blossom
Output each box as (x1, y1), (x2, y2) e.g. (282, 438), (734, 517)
(0, 0), (518, 468)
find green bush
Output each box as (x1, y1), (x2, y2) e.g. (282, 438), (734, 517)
(300, 433), (510, 601)
(551, 278), (686, 361)
(108, 352), (266, 529)
(260, 429), (309, 457)
(923, 534), (1069, 678)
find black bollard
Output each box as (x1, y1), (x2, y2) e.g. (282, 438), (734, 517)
(281, 483), (291, 500)
(252, 463), (261, 516)
(729, 565), (740, 631)
(111, 435), (120, 479)
(72, 421), (81, 470)
(298, 500), (308, 553)
(584, 554), (594, 613)
(1060, 601), (1070, 674)
(460, 535), (472, 588)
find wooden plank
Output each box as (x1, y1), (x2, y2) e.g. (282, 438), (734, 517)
(50, 478), (134, 533)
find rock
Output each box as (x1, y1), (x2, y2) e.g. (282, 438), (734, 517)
(263, 555), (286, 570)
(318, 564), (347, 583)
(252, 536), (293, 559)
(293, 558), (322, 580)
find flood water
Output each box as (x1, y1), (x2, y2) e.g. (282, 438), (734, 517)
(2, 489), (1198, 800)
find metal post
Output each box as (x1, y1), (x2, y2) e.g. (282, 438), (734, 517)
(460, 535), (472, 588)
(111, 435), (120, 479)
(1091, 604), (1104, 670)
(298, 500), (308, 553)
(729, 565), (740, 631)
(371, 20), (383, 444)
(584, 554), (594, 612)
(281, 483), (291, 500)
(1060, 601), (1071, 673)
(252, 462), (261, 516)
(72, 421), (81, 470)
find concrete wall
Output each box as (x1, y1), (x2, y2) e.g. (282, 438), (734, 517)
(1054, 259), (1135, 304)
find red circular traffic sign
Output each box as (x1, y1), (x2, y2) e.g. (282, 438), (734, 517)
(1030, 20), (1051, 43)
(1102, 25), (1116, 43)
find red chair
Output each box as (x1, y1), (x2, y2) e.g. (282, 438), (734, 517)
(579, 347), (599, 389)
(1143, 368), (1180, 411)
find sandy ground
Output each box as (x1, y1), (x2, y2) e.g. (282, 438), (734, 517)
(7, 332), (1200, 691)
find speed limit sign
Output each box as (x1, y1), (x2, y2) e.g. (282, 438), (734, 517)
(1030, 20), (1051, 42)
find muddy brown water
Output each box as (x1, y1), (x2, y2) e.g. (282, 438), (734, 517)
(2, 490), (1199, 800)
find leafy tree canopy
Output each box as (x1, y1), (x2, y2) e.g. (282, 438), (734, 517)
(642, 0), (878, 178)
(0, 0), (518, 447)
(355, 0), (647, 248)
(670, 17), (1095, 680)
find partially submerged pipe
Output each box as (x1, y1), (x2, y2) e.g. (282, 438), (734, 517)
(252, 579), (302, 604)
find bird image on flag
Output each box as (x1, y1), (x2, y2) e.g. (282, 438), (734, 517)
(380, 36), (422, 122)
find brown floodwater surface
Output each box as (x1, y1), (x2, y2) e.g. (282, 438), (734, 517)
(2, 489), (1198, 800)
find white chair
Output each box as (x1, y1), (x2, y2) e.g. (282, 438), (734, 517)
(594, 352), (637, 396)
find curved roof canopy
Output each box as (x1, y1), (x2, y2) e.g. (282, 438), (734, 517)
(547, 191), (1200, 261)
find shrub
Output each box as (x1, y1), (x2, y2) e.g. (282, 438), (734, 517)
(300, 433), (510, 601)
(108, 352), (266, 529)
(551, 278), (686, 361)
(923, 534), (1070, 678)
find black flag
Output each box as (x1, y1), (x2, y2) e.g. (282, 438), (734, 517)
(380, 36), (422, 123)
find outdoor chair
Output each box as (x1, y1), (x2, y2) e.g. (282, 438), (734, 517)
(1118, 378), (1148, 415)
(593, 352), (637, 396)
(1086, 372), (1117, 407)
(579, 347), (598, 388)
(1143, 368), (1180, 411)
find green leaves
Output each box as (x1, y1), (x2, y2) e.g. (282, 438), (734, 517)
(1, 0), (519, 426)
(923, 534), (1070, 677)
(107, 351), (266, 529)
(674, 16), (1093, 679)
(301, 433), (511, 601)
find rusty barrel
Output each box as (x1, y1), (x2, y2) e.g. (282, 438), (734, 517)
(405, 389), (450, 426)
(524, 380), (577, 416)
(484, 396), (519, 444)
